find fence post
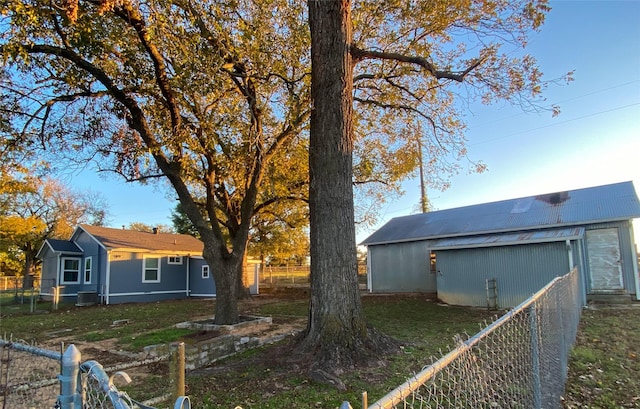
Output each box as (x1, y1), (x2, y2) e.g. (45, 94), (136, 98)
(171, 342), (186, 400)
(53, 286), (59, 311)
(58, 344), (81, 409)
(529, 305), (542, 409)
(30, 287), (35, 312)
(556, 285), (567, 382)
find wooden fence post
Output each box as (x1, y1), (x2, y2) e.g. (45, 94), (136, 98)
(170, 342), (186, 400)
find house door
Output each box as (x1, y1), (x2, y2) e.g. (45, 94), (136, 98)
(586, 228), (624, 291)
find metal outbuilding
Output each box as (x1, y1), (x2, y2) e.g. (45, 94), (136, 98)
(361, 181), (640, 307)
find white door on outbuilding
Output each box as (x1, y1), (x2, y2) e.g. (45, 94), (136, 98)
(586, 228), (624, 291)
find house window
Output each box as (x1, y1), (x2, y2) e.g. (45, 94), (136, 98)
(202, 265), (210, 279)
(61, 258), (81, 284)
(143, 257), (161, 283)
(84, 257), (92, 284)
(168, 255), (183, 265)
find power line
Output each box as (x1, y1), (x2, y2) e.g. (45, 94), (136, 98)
(469, 80), (640, 129)
(470, 102), (640, 146)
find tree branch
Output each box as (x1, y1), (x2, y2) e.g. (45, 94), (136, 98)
(353, 178), (390, 186)
(351, 46), (484, 82)
(253, 194), (309, 215)
(354, 96), (435, 126)
(88, 0), (183, 134)
(353, 97), (448, 150)
(21, 91), (108, 141)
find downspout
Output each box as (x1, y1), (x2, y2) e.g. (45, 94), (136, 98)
(366, 247), (372, 292)
(105, 251), (111, 305)
(567, 239), (586, 305)
(56, 253), (61, 292)
(630, 223), (640, 301)
(566, 240), (574, 271)
(96, 250), (102, 303)
(577, 238), (587, 306)
(186, 256), (190, 298)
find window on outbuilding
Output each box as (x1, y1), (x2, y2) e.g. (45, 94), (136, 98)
(202, 265), (210, 279)
(168, 255), (183, 265)
(143, 257), (161, 283)
(61, 258), (81, 284)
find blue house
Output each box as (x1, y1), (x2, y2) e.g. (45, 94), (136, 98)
(37, 225), (258, 305)
(361, 181), (640, 308)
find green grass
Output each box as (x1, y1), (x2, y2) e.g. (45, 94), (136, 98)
(184, 294), (495, 409)
(0, 295), (215, 349)
(252, 299), (309, 317)
(2, 291), (637, 408)
(119, 327), (196, 349)
(1, 292), (493, 407)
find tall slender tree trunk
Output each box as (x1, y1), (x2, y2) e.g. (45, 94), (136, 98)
(21, 245), (37, 291)
(301, 0), (397, 374)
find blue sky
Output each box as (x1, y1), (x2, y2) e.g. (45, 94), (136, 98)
(72, 1), (640, 242)
(364, 0), (640, 242)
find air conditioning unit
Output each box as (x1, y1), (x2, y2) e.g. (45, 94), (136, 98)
(76, 291), (98, 306)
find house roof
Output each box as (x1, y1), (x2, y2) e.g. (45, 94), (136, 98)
(361, 181), (640, 246)
(41, 238), (84, 254)
(78, 224), (204, 254)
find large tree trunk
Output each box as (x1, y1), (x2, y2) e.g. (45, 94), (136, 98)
(300, 0), (397, 375)
(203, 244), (240, 324)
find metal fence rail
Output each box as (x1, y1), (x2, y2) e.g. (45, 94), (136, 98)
(345, 267), (581, 409)
(0, 339), (190, 409)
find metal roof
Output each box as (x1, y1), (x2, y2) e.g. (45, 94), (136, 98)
(428, 227), (584, 250)
(361, 181), (640, 246)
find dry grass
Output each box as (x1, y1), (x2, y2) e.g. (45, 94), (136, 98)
(563, 305), (640, 409)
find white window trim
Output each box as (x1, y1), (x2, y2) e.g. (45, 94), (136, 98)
(142, 256), (161, 283)
(168, 255), (183, 265)
(202, 265), (210, 279)
(84, 257), (93, 284)
(60, 257), (81, 284)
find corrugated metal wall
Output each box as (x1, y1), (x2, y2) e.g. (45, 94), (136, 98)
(366, 221), (636, 303)
(369, 241), (436, 292)
(435, 242), (571, 308)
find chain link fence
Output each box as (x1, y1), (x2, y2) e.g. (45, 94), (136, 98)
(342, 267), (581, 409)
(0, 339), (190, 409)
(0, 339), (61, 408)
(259, 263), (367, 289)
